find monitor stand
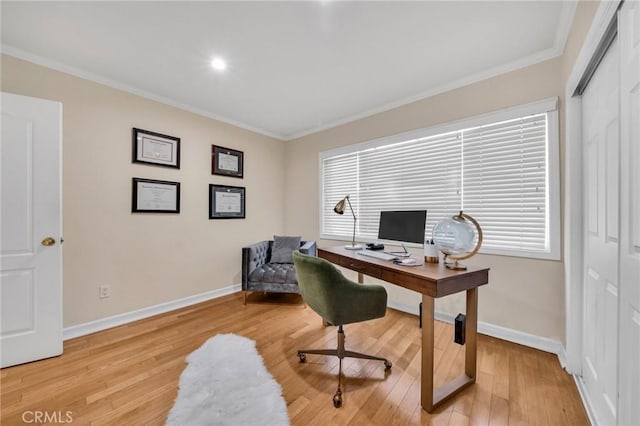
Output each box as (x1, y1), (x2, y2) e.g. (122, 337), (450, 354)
(385, 244), (412, 258)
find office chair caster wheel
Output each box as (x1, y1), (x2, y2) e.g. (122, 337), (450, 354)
(333, 391), (342, 408)
(298, 353), (306, 363)
(384, 360), (392, 370)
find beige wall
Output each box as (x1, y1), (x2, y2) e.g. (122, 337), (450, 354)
(284, 58), (567, 342)
(284, 0), (599, 345)
(1, 55), (286, 327)
(0, 0), (599, 339)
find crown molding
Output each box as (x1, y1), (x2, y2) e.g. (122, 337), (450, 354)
(1, 45), (284, 140)
(286, 3), (576, 141)
(286, 45), (565, 141)
(3, 1), (576, 145)
(554, 1), (579, 55)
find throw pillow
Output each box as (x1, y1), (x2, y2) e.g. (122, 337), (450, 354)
(271, 236), (301, 263)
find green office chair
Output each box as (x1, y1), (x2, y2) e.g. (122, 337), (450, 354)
(292, 250), (392, 408)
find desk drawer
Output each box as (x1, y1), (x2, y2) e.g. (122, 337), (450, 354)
(318, 249), (383, 279)
(339, 257), (382, 278)
(318, 250), (342, 265)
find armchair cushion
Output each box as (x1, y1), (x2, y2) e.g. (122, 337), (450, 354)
(241, 239), (317, 295)
(249, 262), (297, 284)
(248, 264), (299, 293)
(271, 235), (301, 263)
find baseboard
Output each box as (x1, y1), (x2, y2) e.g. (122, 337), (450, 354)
(64, 290), (566, 367)
(557, 347), (568, 369)
(387, 300), (565, 358)
(63, 284), (241, 340)
(387, 300), (421, 317)
(573, 374), (598, 426)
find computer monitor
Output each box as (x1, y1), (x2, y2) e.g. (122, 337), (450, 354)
(377, 210), (427, 256)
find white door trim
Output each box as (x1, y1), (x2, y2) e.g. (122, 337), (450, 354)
(564, 0), (621, 376)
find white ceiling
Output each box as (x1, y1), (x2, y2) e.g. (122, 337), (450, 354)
(1, 1), (576, 140)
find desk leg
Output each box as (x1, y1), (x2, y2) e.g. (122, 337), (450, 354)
(421, 295), (435, 411)
(465, 287), (478, 379)
(421, 288), (478, 412)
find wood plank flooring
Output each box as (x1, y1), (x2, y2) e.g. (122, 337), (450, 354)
(0, 293), (588, 425)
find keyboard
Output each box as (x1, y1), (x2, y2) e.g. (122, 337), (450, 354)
(358, 250), (397, 261)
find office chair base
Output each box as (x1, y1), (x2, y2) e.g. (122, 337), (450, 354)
(333, 389), (342, 408)
(297, 325), (391, 407)
(297, 349), (391, 368)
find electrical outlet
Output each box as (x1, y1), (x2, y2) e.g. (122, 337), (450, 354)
(99, 285), (111, 299)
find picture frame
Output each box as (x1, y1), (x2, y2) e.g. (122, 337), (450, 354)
(132, 178), (180, 213)
(132, 128), (180, 169)
(212, 145), (243, 178)
(209, 184), (245, 219)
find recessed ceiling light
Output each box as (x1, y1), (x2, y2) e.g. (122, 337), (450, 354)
(210, 57), (227, 71)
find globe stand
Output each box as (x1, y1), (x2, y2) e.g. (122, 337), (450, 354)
(443, 255), (468, 271)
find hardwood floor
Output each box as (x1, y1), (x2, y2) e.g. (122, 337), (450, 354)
(0, 293), (588, 425)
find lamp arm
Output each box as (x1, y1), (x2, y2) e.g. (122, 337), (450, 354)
(345, 196), (356, 220)
(346, 196), (357, 247)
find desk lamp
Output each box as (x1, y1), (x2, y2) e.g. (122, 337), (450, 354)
(334, 195), (362, 250)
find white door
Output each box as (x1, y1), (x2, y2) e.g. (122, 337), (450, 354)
(581, 39), (620, 426)
(618, 1), (640, 425)
(1, 92), (63, 368)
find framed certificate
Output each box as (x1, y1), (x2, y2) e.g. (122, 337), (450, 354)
(209, 184), (245, 219)
(132, 178), (180, 213)
(212, 145), (243, 178)
(133, 128), (180, 169)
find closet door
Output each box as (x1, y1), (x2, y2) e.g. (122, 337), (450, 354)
(618, 1), (640, 425)
(581, 37), (620, 426)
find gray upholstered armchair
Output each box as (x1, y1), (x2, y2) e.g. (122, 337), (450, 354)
(241, 238), (317, 304)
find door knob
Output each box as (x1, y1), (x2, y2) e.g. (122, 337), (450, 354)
(41, 237), (56, 247)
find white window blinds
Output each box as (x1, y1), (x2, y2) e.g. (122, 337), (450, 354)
(462, 115), (548, 252)
(320, 98), (560, 259)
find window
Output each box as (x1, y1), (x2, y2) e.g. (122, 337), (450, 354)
(320, 98), (560, 260)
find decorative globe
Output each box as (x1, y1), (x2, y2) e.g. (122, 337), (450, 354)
(432, 217), (475, 255)
(432, 211), (483, 270)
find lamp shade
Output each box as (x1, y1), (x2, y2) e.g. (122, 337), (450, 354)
(334, 198), (346, 215)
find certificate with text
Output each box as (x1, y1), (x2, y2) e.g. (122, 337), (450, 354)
(132, 178), (180, 213)
(133, 128), (180, 169)
(212, 145), (243, 178)
(209, 184), (245, 219)
(218, 152), (239, 172)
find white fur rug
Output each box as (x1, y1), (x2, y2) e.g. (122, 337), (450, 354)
(166, 333), (290, 426)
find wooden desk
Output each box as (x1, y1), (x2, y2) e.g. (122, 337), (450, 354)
(318, 246), (489, 412)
